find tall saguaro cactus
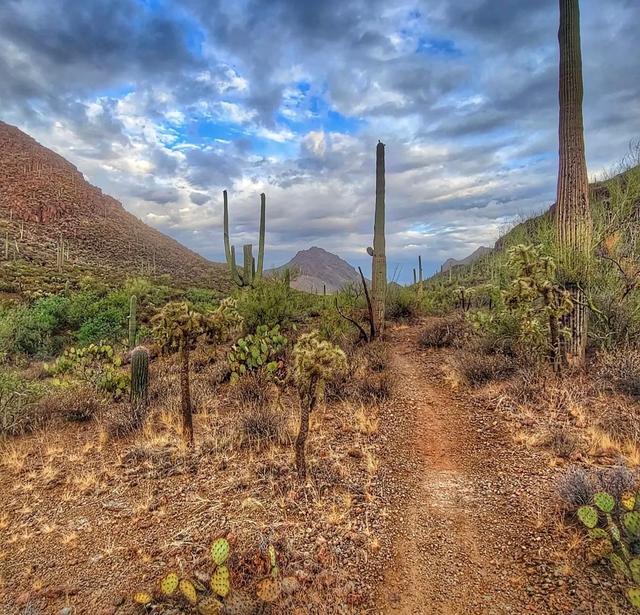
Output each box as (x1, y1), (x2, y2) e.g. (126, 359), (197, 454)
(128, 295), (138, 350)
(223, 190), (266, 287)
(368, 141), (387, 337)
(555, 0), (592, 366)
(130, 346), (149, 424)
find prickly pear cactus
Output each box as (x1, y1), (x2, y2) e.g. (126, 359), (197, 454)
(198, 595), (224, 615)
(630, 558), (640, 584)
(268, 545), (277, 570)
(588, 528), (610, 540)
(256, 577), (280, 603)
(622, 491), (637, 512)
(211, 538), (230, 566)
(625, 512), (640, 537)
(594, 492), (615, 513)
(133, 591), (152, 605)
(628, 587), (640, 608)
(211, 565), (231, 597)
(221, 590), (257, 615)
(180, 579), (198, 604)
(161, 571), (179, 596)
(609, 552), (632, 580)
(577, 505), (598, 529)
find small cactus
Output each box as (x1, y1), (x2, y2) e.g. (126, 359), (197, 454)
(622, 491), (637, 512)
(133, 591), (152, 605)
(577, 505), (598, 528)
(256, 577), (280, 603)
(160, 572), (179, 596)
(180, 579), (198, 604)
(211, 538), (230, 566)
(130, 346), (150, 422)
(625, 512), (640, 537)
(609, 552), (632, 580)
(628, 587), (640, 608)
(210, 565), (230, 597)
(198, 596), (223, 615)
(594, 492), (615, 513)
(588, 528), (610, 540)
(630, 559), (640, 584)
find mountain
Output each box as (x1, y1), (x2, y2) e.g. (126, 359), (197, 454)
(440, 246), (492, 273)
(0, 121), (230, 293)
(269, 246), (362, 293)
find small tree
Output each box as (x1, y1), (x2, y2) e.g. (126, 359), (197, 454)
(152, 298), (242, 445)
(292, 331), (346, 480)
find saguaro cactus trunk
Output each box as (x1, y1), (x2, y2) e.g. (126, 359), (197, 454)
(130, 346), (149, 424)
(180, 343), (194, 445)
(128, 295), (137, 350)
(555, 0), (592, 367)
(222, 190), (266, 287)
(370, 141), (387, 337)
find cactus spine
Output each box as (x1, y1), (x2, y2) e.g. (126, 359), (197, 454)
(223, 190), (266, 287)
(129, 295), (138, 349)
(130, 346), (149, 423)
(369, 141), (387, 337)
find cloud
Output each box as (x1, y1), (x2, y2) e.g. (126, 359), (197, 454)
(1, 0), (639, 281)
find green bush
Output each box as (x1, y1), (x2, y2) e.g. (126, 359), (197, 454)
(76, 308), (126, 346)
(235, 279), (314, 331)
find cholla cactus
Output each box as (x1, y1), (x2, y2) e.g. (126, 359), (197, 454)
(152, 298), (242, 444)
(292, 331), (346, 479)
(504, 244), (573, 372)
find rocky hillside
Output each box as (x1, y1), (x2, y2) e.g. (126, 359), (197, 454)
(0, 121), (230, 292)
(441, 246), (492, 273)
(269, 246), (362, 293)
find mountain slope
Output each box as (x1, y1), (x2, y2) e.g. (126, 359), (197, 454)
(440, 246), (492, 273)
(269, 246), (362, 293)
(0, 121), (230, 292)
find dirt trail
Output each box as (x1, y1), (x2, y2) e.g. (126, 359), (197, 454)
(374, 323), (548, 614)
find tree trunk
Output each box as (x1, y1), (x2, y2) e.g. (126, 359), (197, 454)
(371, 141), (387, 337)
(180, 344), (194, 445)
(295, 384), (317, 480)
(555, 0), (592, 366)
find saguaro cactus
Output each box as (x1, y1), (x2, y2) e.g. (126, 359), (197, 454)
(368, 141), (387, 337)
(223, 190), (266, 287)
(129, 295), (138, 349)
(555, 0), (592, 366)
(418, 255), (424, 295)
(130, 346), (149, 423)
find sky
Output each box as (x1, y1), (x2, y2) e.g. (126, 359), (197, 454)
(1, 0), (639, 282)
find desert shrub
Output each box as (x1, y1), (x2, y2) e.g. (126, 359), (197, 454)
(76, 308), (125, 346)
(36, 384), (102, 423)
(228, 370), (275, 410)
(228, 325), (287, 383)
(595, 400), (640, 446)
(356, 370), (393, 402)
(557, 465), (638, 510)
(386, 287), (421, 321)
(184, 287), (219, 311)
(597, 348), (640, 397)
(543, 424), (580, 459)
(0, 371), (45, 436)
(235, 280), (302, 331)
(419, 315), (468, 349)
(361, 339), (389, 373)
(447, 350), (515, 386)
(239, 404), (290, 447)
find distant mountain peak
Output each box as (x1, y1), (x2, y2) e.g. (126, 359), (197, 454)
(268, 247), (361, 293)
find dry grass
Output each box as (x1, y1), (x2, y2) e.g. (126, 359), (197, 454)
(444, 349), (515, 387)
(419, 315), (469, 349)
(0, 348), (384, 613)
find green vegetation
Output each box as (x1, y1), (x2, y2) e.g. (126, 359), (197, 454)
(228, 324), (287, 383)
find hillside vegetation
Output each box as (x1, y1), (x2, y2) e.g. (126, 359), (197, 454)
(0, 121), (231, 295)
